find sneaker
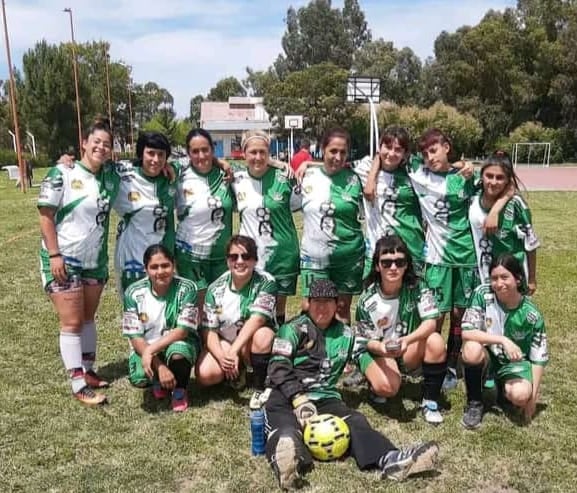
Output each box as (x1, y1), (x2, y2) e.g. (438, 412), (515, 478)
(369, 390), (387, 405)
(74, 386), (107, 407)
(342, 368), (365, 387)
(83, 370), (110, 389)
(381, 441), (439, 481)
(461, 400), (484, 429)
(250, 388), (272, 410)
(272, 436), (300, 491)
(229, 367), (247, 391)
(171, 388), (189, 412)
(152, 383), (169, 400)
(421, 400), (443, 424)
(442, 367), (458, 391)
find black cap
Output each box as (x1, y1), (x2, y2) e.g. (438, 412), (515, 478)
(308, 279), (338, 299)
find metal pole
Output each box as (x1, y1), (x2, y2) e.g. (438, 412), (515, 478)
(2, 0), (26, 192)
(8, 129), (15, 151)
(104, 46), (112, 129)
(26, 131), (36, 157)
(127, 74), (134, 156)
(64, 8), (82, 153)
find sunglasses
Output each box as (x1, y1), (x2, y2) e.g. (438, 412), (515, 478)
(227, 253), (253, 261)
(379, 257), (408, 268)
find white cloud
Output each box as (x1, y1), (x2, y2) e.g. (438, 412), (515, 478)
(1, 0), (514, 117)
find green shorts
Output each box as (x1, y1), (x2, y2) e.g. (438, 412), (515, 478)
(301, 260), (364, 296)
(40, 251), (108, 291)
(128, 339), (199, 387)
(175, 248), (227, 291)
(424, 264), (477, 312)
(275, 274), (298, 296)
(493, 358), (533, 384)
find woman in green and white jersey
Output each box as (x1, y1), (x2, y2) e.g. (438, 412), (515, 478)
(469, 151), (539, 293)
(231, 130), (300, 324)
(38, 117), (120, 407)
(461, 254), (547, 429)
(114, 132), (176, 293)
(299, 128), (364, 323)
(355, 235), (447, 424)
(195, 235), (277, 399)
(175, 129), (235, 307)
(122, 244), (200, 412)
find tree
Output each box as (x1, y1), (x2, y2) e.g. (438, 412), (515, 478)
(189, 94), (204, 126)
(243, 67), (278, 97)
(132, 82), (174, 128)
(275, 0), (371, 75)
(263, 62), (354, 141)
(206, 77), (246, 102)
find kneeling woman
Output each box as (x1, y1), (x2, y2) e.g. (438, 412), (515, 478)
(355, 235), (447, 424)
(195, 235), (277, 400)
(122, 244), (200, 412)
(461, 254), (547, 429)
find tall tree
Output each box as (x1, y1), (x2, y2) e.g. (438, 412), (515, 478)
(189, 94), (204, 126)
(206, 77), (246, 101)
(275, 0), (371, 75)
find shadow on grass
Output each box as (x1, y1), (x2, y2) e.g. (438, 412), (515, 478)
(98, 358), (128, 384)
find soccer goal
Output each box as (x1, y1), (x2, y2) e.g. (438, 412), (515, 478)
(512, 142), (551, 168)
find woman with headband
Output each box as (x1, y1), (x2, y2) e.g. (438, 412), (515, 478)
(231, 130), (300, 324)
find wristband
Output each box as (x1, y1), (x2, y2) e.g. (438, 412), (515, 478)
(49, 252), (62, 259)
(292, 394), (309, 408)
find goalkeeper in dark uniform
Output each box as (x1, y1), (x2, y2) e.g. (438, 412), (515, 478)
(264, 279), (439, 490)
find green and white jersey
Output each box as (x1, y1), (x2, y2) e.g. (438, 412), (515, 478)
(462, 284), (548, 366)
(113, 161), (177, 279)
(355, 281), (439, 340)
(175, 163), (234, 261)
(408, 156), (476, 267)
(352, 156), (425, 263)
(37, 161), (120, 271)
(122, 276), (199, 344)
(268, 314), (369, 401)
(469, 193), (540, 284)
(203, 270), (277, 339)
(300, 166), (364, 269)
(232, 164), (300, 280)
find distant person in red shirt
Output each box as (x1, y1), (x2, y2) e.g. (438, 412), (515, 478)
(290, 138), (312, 172)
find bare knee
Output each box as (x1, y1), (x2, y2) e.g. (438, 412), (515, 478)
(367, 370), (401, 398)
(424, 332), (446, 363)
(461, 341), (485, 365)
(251, 327), (275, 353)
(505, 381), (532, 407)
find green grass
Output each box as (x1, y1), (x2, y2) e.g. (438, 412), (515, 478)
(1, 173), (576, 492)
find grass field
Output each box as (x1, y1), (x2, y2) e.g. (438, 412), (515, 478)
(1, 172), (576, 493)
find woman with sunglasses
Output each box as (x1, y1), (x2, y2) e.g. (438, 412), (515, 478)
(231, 130), (300, 325)
(38, 117), (120, 406)
(122, 244), (199, 412)
(195, 235), (277, 404)
(299, 127), (364, 323)
(460, 254), (547, 429)
(355, 235), (447, 424)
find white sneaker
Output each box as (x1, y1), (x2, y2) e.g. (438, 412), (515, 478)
(421, 399), (443, 424)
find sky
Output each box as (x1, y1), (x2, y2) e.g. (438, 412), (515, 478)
(1, 0), (516, 117)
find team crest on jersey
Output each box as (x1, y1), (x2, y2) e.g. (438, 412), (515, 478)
(138, 312), (149, 323)
(526, 310), (539, 324)
(71, 179), (84, 190)
(184, 188), (194, 198)
(128, 191), (141, 202)
(377, 317), (390, 328)
(237, 191), (246, 202)
(271, 192), (283, 202)
(276, 173), (288, 184)
(304, 185), (312, 194)
(347, 175), (358, 186)
(485, 317), (493, 330)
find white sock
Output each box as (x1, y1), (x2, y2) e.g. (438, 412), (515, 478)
(59, 332), (86, 392)
(81, 321), (97, 371)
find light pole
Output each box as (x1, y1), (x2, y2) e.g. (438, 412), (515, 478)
(120, 62), (135, 156)
(104, 46), (112, 130)
(2, 0), (26, 191)
(63, 7), (82, 152)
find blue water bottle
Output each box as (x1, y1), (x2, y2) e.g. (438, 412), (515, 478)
(250, 407), (266, 456)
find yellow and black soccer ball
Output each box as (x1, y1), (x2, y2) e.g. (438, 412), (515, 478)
(303, 414), (350, 461)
